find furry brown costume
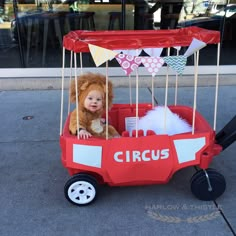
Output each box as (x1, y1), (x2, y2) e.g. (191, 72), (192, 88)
(69, 73), (119, 138)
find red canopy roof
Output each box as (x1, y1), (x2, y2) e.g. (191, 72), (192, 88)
(63, 27), (220, 53)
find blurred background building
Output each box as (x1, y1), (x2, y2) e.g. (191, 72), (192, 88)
(0, 0), (235, 73)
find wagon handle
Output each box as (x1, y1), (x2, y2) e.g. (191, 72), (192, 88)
(216, 115), (236, 151)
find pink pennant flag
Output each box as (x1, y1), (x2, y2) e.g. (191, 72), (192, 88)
(141, 57), (164, 77)
(115, 54), (142, 76)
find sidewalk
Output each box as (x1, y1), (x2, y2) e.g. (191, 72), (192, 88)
(0, 85), (236, 236)
(0, 74), (236, 90)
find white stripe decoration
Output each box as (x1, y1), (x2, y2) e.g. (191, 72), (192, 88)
(73, 144), (102, 168)
(174, 137), (206, 164)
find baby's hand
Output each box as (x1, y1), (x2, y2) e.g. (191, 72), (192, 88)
(100, 118), (106, 124)
(79, 129), (92, 139)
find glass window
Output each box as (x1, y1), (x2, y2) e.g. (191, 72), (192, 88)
(0, 0), (235, 68)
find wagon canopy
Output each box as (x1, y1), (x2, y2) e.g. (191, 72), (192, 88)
(63, 26), (220, 53)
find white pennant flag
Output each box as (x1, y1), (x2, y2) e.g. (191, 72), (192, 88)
(121, 49), (142, 56)
(88, 44), (118, 67)
(173, 46), (181, 51)
(184, 38), (207, 57)
(113, 49), (122, 54)
(143, 48), (163, 57)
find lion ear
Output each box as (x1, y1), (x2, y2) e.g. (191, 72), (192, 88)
(70, 80), (89, 103)
(80, 81), (89, 91)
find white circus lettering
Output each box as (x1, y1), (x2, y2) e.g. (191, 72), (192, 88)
(114, 149), (170, 163)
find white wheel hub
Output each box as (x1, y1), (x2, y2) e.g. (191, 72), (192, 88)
(68, 180), (96, 205)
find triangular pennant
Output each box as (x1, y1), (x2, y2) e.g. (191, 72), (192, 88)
(113, 49), (122, 54)
(88, 44), (118, 67)
(121, 49), (142, 56)
(143, 48), (163, 57)
(164, 55), (187, 75)
(173, 46), (181, 51)
(115, 54), (142, 76)
(184, 38), (207, 57)
(141, 56), (164, 77)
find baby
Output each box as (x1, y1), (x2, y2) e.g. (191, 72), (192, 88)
(69, 73), (120, 139)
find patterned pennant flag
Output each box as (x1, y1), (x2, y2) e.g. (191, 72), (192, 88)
(141, 56), (164, 77)
(163, 55), (187, 75)
(88, 44), (118, 67)
(115, 54), (142, 76)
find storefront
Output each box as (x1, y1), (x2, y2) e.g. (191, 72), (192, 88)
(0, 0), (235, 77)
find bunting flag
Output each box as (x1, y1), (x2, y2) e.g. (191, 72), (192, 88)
(163, 55), (187, 75)
(113, 49), (122, 54)
(88, 44), (118, 67)
(115, 54), (142, 76)
(141, 56), (164, 77)
(184, 38), (207, 57)
(143, 48), (163, 57)
(173, 46), (181, 51)
(122, 49), (142, 56)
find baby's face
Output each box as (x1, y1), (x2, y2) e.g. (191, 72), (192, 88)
(84, 90), (103, 112)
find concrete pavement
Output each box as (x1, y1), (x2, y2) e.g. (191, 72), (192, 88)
(1, 74), (236, 90)
(0, 83), (236, 236)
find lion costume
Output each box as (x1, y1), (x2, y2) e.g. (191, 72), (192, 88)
(69, 73), (120, 138)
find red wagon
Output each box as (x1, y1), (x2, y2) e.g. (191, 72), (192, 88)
(60, 27), (236, 206)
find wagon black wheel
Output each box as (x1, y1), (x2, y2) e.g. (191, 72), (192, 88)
(64, 174), (98, 206)
(190, 168), (226, 201)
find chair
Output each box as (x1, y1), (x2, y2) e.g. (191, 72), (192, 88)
(41, 12), (67, 66)
(143, 13), (153, 29)
(16, 11), (65, 66)
(65, 11), (96, 32)
(17, 13), (43, 66)
(108, 12), (122, 30)
(81, 11), (96, 31)
(160, 2), (183, 29)
(42, 11), (95, 66)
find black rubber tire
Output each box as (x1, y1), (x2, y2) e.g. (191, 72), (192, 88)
(190, 168), (226, 201)
(64, 173), (98, 206)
